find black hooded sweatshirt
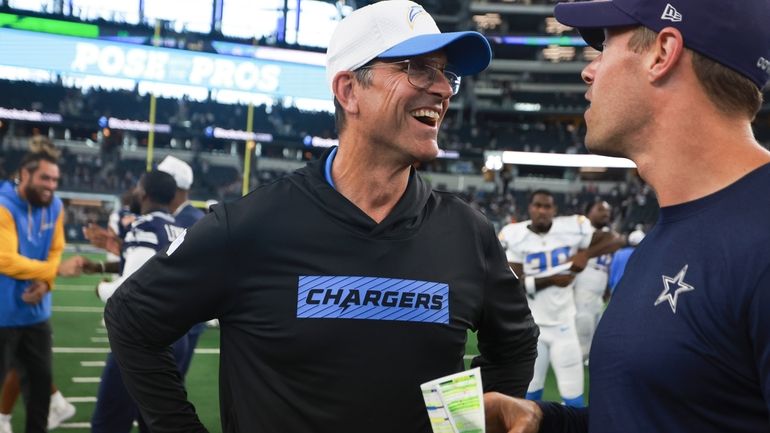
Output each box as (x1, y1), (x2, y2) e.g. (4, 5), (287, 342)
(105, 148), (538, 433)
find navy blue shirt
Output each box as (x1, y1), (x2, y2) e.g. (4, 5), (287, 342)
(173, 202), (204, 229)
(593, 163), (770, 432)
(541, 163), (770, 433)
(98, 211), (186, 302)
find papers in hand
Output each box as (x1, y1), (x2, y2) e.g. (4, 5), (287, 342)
(421, 367), (485, 433)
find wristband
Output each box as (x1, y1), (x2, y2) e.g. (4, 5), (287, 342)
(525, 276), (536, 296)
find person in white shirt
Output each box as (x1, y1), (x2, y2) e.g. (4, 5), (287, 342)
(573, 201), (622, 362)
(499, 190), (619, 407)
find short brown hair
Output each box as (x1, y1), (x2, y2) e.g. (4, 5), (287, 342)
(333, 67), (374, 134)
(628, 26), (763, 119)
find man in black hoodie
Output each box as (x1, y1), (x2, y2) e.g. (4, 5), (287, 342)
(104, 2), (539, 432)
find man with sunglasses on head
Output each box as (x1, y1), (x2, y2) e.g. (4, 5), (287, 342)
(104, 2), (538, 432)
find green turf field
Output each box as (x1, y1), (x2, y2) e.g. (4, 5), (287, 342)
(8, 253), (222, 432)
(9, 252), (585, 432)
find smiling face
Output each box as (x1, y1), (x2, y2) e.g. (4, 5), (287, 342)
(19, 160), (59, 207)
(355, 50), (453, 165)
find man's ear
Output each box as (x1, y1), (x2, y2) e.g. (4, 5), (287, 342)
(18, 168), (31, 186)
(332, 71), (360, 116)
(647, 27), (686, 84)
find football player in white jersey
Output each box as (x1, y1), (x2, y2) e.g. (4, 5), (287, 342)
(499, 190), (619, 407)
(573, 201), (623, 363)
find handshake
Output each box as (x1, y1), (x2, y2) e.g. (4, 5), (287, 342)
(57, 222), (126, 277)
(58, 255), (105, 277)
(20, 256), (101, 305)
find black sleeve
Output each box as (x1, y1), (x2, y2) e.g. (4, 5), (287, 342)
(104, 205), (234, 433)
(535, 401), (589, 433)
(471, 223), (539, 397)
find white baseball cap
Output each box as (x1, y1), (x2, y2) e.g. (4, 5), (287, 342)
(326, 0), (492, 91)
(157, 155), (193, 190)
(628, 230), (645, 246)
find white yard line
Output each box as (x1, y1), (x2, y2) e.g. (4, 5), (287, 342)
(59, 422), (92, 429)
(80, 361), (106, 367)
(54, 347), (221, 354)
(72, 377), (101, 383)
(53, 347), (110, 353)
(66, 396), (97, 403)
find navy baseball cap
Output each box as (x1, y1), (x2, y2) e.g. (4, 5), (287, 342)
(554, 0), (770, 89)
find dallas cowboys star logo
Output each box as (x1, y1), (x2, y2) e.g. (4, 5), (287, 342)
(654, 264), (695, 314)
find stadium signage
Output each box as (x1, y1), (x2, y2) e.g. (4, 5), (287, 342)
(71, 43), (170, 81)
(0, 107), (62, 123)
(0, 28), (330, 100)
(303, 135), (339, 148)
(437, 149), (460, 159)
(207, 127), (273, 142)
(487, 150), (636, 169)
(99, 116), (171, 133)
(70, 42), (282, 93)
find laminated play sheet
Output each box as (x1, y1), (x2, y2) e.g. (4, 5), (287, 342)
(421, 367), (485, 433)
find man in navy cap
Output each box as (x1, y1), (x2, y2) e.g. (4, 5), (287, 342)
(484, 1), (770, 432)
(104, 2), (538, 432)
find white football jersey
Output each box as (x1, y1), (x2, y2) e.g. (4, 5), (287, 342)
(499, 215), (593, 326)
(574, 225), (611, 295)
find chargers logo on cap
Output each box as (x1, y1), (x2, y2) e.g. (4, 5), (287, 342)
(408, 5), (426, 29)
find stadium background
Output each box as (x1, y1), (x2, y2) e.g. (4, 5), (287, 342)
(0, 0), (768, 431)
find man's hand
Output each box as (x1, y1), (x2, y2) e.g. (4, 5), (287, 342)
(569, 251), (590, 272)
(58, 255), (85, 277)
(548, 273), (576, 287)
(83, 223), (121, 256)
(22, 281), (49, 304)
(485, 392), (542, 433)
(81, 258), (104, 274)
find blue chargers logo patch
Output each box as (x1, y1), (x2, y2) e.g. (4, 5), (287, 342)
(297, 276), (449, 323)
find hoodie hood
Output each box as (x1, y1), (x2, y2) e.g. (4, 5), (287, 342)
(0, 180), (14, 197)
(290, 147), (434, 239)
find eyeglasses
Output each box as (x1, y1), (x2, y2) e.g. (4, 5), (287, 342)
(358, 59), (462, 96)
